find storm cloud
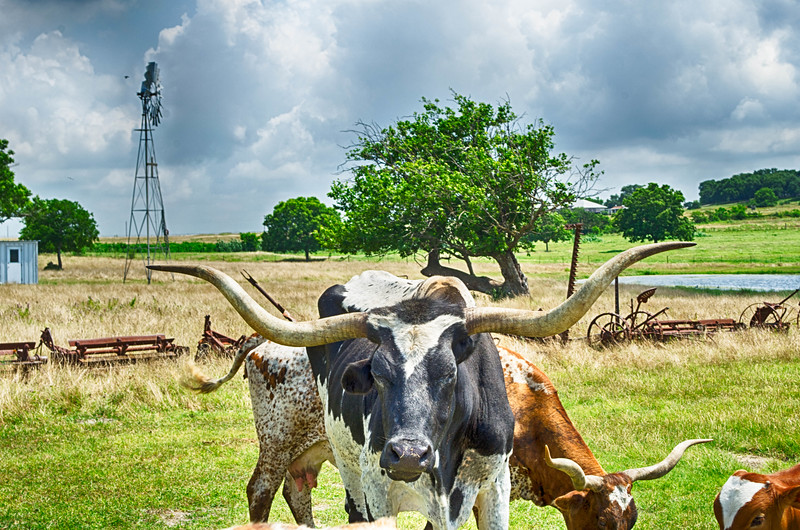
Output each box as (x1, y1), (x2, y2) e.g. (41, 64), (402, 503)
(1, 0), (798, 236)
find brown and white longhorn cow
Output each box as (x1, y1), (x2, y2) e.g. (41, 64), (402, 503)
(501, 345), (710, 529)
(180, 243), (706, 529)
(714, 463), (800, 530)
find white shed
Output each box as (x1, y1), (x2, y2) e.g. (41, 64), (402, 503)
(0, 241), (38, 284)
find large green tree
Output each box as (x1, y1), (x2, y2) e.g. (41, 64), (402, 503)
(613, 183), (695, 243)
(329, 92), (600, 296)
(0, 139), (32, 222)
(524, 211), (571, 251)
(262, 196), (341, 261)
(19, 197), (99, 269)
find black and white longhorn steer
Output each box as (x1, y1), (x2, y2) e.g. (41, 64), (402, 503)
(151, 241), (692, 530)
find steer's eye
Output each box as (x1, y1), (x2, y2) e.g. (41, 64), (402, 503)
(750, 514), (765, 527)
(452, 334), (473, 359)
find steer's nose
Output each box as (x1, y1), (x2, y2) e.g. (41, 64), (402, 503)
(380, 438), (433, 481)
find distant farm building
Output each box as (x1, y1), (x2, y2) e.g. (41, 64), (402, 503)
(0, 240), (38, 284)
(571, 198), (607, 213)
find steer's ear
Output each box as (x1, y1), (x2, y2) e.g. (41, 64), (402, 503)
(342, 358), (374, 394)
(780, 484), (800, 510)
(552, 490), (584, 515)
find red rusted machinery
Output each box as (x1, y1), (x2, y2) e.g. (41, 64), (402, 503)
(195, 315), (248, 361)
(194, 271), (295, 361)
(0, 339), (48, 371)
(738, 289), (799, 332)
(587, 288), (746, 348)
(40, 327), (187, 365)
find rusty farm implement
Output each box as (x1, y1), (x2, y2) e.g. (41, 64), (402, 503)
(587, 287), (799, 348)
(738, 288), (800, 332)
(39, 327), (187, 366)
(0, 339), (48, 371)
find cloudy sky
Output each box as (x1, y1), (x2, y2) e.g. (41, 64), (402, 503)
(2, 0), (799, 237)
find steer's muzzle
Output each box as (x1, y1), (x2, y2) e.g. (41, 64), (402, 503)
(380, 437), (433, 482)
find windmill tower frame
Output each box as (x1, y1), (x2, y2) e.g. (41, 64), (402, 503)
(124, 62), (169, 283)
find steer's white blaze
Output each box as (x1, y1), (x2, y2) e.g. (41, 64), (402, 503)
(609, 484), (633, 511)
(368, 313), (463, 379)
(718, 475), (766, 529)
(342, 271), (422, 311)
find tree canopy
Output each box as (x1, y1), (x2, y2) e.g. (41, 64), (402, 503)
(262, 196), (341, 260)
(604, 184), (643, 208)
(19, 197), (99, 269)
(0, 139), (32, 223)
(523, 211), (570, 251)
(613, 183), (695, 243)
(752, 187), (778, 207)
(698, 168), (800, 205)
(328, 92), (599, 296)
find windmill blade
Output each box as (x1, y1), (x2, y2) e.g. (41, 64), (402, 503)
(144, 62), (159, 92)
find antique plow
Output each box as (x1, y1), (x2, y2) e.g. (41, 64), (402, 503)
(738, 288), (800, 332)
(587, 288), (746, 348)
(194, 270), (295, 360)
(195, 314), (248, 361)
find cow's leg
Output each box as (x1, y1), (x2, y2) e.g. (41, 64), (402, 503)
(246, 346), (325, 523)
(344, 489), (369, 523)
(247, 450), (292, 522)
(282, 471), (315, 527)
(473, 464), (511, 530)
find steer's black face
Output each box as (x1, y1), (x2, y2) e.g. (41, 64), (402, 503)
(341, 298), (476, 482)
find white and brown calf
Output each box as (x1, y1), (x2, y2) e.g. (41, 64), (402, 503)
(186, 335), (332, 524)
(714, 463), (800, 530)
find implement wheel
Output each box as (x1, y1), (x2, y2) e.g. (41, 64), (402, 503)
(587, 312), (630, 348)
(739, 303), (788, 331)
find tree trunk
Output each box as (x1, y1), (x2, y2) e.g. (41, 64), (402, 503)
(304, 248), (310, 261)
(420, 249), (530, 297)
(463, 255), (475, 276)
(56, 246), (63, 270)
(420, 249), (501, 294)
(493, 250), (529, 297)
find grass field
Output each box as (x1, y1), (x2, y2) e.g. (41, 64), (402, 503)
(1, 232), (799, 528)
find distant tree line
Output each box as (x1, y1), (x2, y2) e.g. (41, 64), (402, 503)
(698, 168), (800, 205)
(92, 237), (260, 255)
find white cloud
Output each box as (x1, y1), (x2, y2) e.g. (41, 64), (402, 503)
(3, 0), (800, 236)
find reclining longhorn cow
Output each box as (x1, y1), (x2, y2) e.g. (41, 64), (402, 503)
(714, 462), (800, 530)
(151, 241), (693, 530)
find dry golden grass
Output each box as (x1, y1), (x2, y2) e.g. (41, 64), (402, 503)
(3, 252), (794, 360)
(2, 252), (796, 418)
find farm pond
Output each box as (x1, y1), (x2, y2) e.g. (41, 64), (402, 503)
(611, 273), (800, 292)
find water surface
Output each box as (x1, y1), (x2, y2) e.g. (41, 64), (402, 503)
(613, 274), (800, 292)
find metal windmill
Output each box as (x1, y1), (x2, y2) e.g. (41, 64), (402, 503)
(124, 61), (170, 283)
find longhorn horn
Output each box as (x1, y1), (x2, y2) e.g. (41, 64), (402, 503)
(622, 438), (712, 482)
(544, 445), (605, 492)
(147, 265), (369, 347)
(465, 242), (695, 337)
